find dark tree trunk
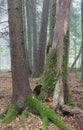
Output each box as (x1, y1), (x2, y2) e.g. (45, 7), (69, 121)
(38, 0), (50, 75)
(8, 0), (31, 107)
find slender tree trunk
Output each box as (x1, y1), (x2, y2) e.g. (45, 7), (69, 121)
(38, 0), (50, 75)
(31, 0), (39, 77)
(26, 0), (33, 75)
(62, 31), (70, 104)
(71, 47), (81, 70)
(8, 0), (31, 107)
(47, 0), (56, 52)
(81, 0), (83, 80)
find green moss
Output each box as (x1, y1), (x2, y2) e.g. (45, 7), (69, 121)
(26, 93), (69, 130)
(62, 31), (74, 106)
(0, 113), (4, 119)
(42, 116), (48, 130)
(37, 0), (57, 101)
(66, 96), (75, 106)
(62, 31), (69, 83)
(1, 103), (19, 123)
(21, 112), (28, 119)
(38, 50), (57, 100)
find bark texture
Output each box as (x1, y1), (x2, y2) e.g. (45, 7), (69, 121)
(51, 0), (71, 110)
(8, 0), (31, 107)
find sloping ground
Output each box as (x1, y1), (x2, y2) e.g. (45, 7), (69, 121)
(0, 71), (83, 130)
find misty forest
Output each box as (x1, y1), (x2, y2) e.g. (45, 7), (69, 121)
(0, 0), (83, 130)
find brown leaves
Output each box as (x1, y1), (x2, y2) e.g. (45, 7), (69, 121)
(0, 72), (83, 130)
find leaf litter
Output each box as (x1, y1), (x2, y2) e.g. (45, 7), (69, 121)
(0, 71), (83, 130)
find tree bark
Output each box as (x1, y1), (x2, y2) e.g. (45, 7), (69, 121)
(8, 0), (31, 106)
(38, 0), (50, 75)
(51, 0), (71, 110)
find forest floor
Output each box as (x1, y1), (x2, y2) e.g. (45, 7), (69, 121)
(0, 71), (83, 130)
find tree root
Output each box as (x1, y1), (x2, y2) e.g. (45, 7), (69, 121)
(61, 105), (83, 115)
(42, 116), (48, 130)
(0, 94), (70, 130)
(26, 93), (69, 130)
(0, 103), (19, 123)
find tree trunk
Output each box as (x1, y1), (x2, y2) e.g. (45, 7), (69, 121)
(35, 0), (57, 100)
(70, 46), (81, 70)
(38, 0), (50, 75)
(81, 0), (83, 80)
(26, 0), (33, 75)
(47, 0), (56, 52)
(31, 0), (39, 77)
(35, 0), (72, 110)
(8, 0), (31, 106)
(62, 31), (72, 105)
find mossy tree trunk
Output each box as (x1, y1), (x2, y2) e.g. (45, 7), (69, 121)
(35, 0), (57, 101)
(62, 31), (73, 106)
(36, 0), (72, 110)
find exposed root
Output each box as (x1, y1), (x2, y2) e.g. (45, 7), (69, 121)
(0, 94), (70, 130)
(0, 103), (19, 123)
(61, 105), (83, 115)
(26, 93), (69, 130)
(42, 116), (48, 130)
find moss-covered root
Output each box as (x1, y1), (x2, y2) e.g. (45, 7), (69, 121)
(42, 116), (48, 130)
(0, 103), (19, 123)
(26, 94), (70, 130)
